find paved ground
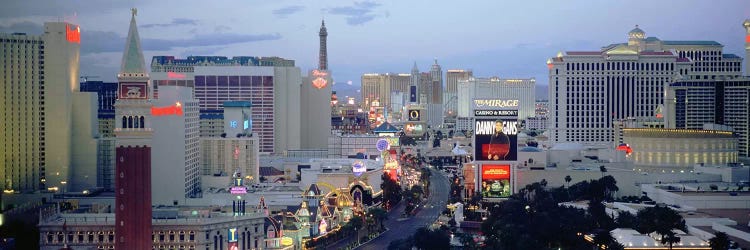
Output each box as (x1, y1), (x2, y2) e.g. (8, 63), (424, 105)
(354, 167), (451, 250)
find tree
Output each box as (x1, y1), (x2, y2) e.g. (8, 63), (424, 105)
(636, 205), (686, 241)
(368, 207), (388, 231)
(615, 211), (638, 229)
(709, 232), (730, 250)
(661, 230), (681, 250)
(564, 175), (572, 188)
(593, 230), (616, 250)
(413, 227), (450, 250)
(381, 173), (403, 210)
(599, 165), (607, 178)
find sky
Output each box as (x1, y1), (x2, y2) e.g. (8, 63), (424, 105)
(2, 0), (749, 99)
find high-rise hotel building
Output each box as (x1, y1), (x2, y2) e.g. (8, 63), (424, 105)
(1, 22), (85, 192)
(547, 26), (743, 145)
(445, 69), (473, 119)
(360, 72), (411, 111)
(150, 56), (300, 154)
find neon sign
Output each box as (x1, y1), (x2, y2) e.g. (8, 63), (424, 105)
(243, 120), (249, 130)
(228, 228), (238, 242)
(230, 187), (247, 194)
(66, 24), (80, 44)
(281, 237), (293, 246)
(167, 72), (185, 79)
(319, 219), (328, 235)
(312, 70), (328, 89)
(376, 139), (389, 152)
(151, 102), (183, 116)
(230, 120), (238, 128)
(473, 99), (519, 109)
(352, 161), (366, 177)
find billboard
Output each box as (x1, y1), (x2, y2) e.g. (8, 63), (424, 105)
(474, 119), (518, 161)
(409, 86), (418, 102)
(407, 110), (421, 121)
(404, 123), (424, 136)
(481, 164), (511, 198)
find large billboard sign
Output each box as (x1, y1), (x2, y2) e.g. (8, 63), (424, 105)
(472, 98), (519, 161)
(474, 119), (518, 161)
(481, 164), (511, 198)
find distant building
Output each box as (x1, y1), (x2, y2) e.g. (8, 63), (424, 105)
(547, 25), (742, 145)
(1, 22), (86, 193)
(151, 86), (201, 204)
(622, 128), (738, 171)
(445, 69), (473, 121)
(150, 55), (301, 154)
(664, 78), (750, 158)
(201, 101), (261, 183)
(455, 77), (535, 130)
(79, 81), (118, 191)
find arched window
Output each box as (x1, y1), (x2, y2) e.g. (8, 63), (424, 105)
(133, 116), (139, 128)
(127, 116), (133, 128)
(140, 116), (145, 128)
(122, 116), (127, 129)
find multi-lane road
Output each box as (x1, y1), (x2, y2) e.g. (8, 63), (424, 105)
(355, 167), (451, 250)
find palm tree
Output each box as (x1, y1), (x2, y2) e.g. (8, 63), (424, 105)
(661, 231), (680, 250)
(709, 232), (730, 250)
(565, 175), (572, 188)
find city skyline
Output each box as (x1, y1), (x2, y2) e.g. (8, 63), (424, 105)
(1, 0), (748, 96)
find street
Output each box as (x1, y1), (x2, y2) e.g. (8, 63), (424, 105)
(355, 167), (451, 250)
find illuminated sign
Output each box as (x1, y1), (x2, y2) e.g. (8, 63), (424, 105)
(474, 119), (518, 161)
(404, 123), (424, 135)
(167, 72), (185, 79)
(281, 237), (294, 246)
(319, 219), (328, 235)
(408, 110), (420, 121)
(376, 139), (389, 152)
(746, 35), (750, 43)
(230, 120), (238, 128)
(474, 110), (519, 117)
(312, 70), (328, 89)
(409, 86), (418, 102)
(473, 99), (519, 109)
(481, 164), (511, 198)
(65, 24), (80, 44)
(228, 242), (238, 250)
(228, 228), (238, 242)
(243, 119), (250, 130)
(230, 186), (247, 194)
(151, 102), (183, 116)
(352, 161), (366, 177)
(384, 137), (400, 147)
(119, 83), (147, 99)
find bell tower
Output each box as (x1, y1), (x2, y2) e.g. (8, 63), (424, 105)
(114, 8), (153, 250)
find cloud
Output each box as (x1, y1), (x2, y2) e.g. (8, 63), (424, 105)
(327, 1), (382, 26)
(273, 5), (305, 18)
(0, 21), (44, 34)
(141, 18), (199, 28)
(214, 25), (231, 33)
(80, 30), (282, 54)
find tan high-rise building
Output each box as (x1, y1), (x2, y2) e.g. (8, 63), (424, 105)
(1, 22), (86, 192)
(445, 69), (472, 118)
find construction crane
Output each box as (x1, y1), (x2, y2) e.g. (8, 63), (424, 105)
(80, 75), (100, 82)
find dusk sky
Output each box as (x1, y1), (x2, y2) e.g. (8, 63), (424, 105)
(2, 0), (749, 98)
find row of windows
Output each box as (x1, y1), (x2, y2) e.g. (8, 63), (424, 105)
(565, 61), (675, 72)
